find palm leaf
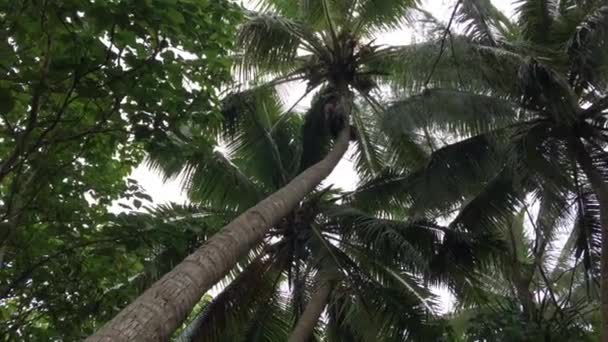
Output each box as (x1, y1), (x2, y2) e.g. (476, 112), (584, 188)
(456, 0), (514, 44)
(221, 86), (301, 188)
(366, 36), (524, 96)
(382, 88), (520, 138)
(351, 102), (386, 180)
(145, 137), (264, 212)
(449, 168), (524, 235)
(237, 10), (324, 78)
(515, 0), (558, 44)
(567, 4), (608, 93)
(354, 0), (420, 34)
(175, 256), (281, 341)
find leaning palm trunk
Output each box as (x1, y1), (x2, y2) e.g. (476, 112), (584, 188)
(570, 137), (608, 342)
(87, 127), (351, 341)
(288, 278), (332, 342)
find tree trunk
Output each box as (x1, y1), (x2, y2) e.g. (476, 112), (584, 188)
(288, 278), (332, 342)
(86, 127), (351, 342)
(570, 137), (608, 342)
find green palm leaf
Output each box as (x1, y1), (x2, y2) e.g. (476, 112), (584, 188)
(237, 10), (325, 78)
(515, 0), (557, 44)
(456, 0), (513, 44)
(175, 256), (282, 341)
(567, 5), (608, 93)
(382, 88), (520, 137)
(366, 36), (524, 96)
(145, 138), (264, 211)
(354, 0), (420, 34)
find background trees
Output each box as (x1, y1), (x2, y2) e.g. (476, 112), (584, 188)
(0, 0), (238, 339)
(371, 0), (608, 338)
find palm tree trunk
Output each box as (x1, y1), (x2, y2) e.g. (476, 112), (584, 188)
(86, 127), (351, 342)
(570, 137), (608, 342)
(288, 279), (332, 342)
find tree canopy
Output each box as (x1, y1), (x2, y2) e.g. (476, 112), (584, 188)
(0, 0), (238, 339)
(2, 0), (608, 341)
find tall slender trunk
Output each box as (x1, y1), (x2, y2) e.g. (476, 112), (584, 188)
(87, 127), (351, 342)
(288, 278), (332, 342)
(570, 137), (608, 342)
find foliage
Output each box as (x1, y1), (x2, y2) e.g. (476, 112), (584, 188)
(0, 0), (238, 339)
(2, 0), (607, 340)
(147, 86), (462, 341)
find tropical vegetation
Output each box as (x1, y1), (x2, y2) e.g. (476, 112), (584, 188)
(1, 0), (607, 341)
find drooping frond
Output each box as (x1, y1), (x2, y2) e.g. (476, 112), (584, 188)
(449, 168), (523, 235)
(145, 131), (264, 212)
(512, 124), (575, 196)
(241, 291), (293, 342)
(515, 0), (558, 44)
(346, 129), (507, 217)
(354, 0), (420, 34)
(567, 5), (608, 93)
(346, 168), (412, 215)
(351, 101), (387, 180)
(327, 205), (440, 272)
(221, 86), (302, 188)
(456, 0), (514, 44)
(391, 131), (508, 217)
(572, 187), (602, 284)
(237, 10), (324, 78)
(326, 279), (445, 341)
(254, 0), (352, 31)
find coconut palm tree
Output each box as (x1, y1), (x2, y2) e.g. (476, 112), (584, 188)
(447, 205), (600, 341)
(102, 91), (485, 341)
(87, 1), (453, 340)
(364, 0), (608, 338)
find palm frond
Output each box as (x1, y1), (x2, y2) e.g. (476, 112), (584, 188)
(515, 0), (558, 44)
(366, 36), (524, 96)
(221, 86), (302, 188)
(382, 88), (520, 138)
(145, 138), (264, 212)
(175, 256), (281, 341)
(241, 291), (293, 342)
(411, 133), (508, 216)
(346, 168), (412, 214)
(571, 187), (602, 285)
(326, 205), (441, 272)
(351, 102), (386, 180)
(237, 10), (324, 78)
(340, 259), (445, 341)
(456, 0), (514, 44)
(354, 0), (420, 34)
(449, 168), (524, 235)
(255, 0), (353, 31)
(567, 4), (608, 93)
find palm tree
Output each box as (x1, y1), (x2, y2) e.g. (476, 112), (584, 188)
(447, 206), (599, 341)
(87, 1), (450, 340)
(364, 0), (608, 338)
(110, 93), (475, 341)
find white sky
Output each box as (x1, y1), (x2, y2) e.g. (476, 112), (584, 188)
(128, 0), (518, 313)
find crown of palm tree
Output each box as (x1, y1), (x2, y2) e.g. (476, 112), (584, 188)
(351, 0), (608, 337)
